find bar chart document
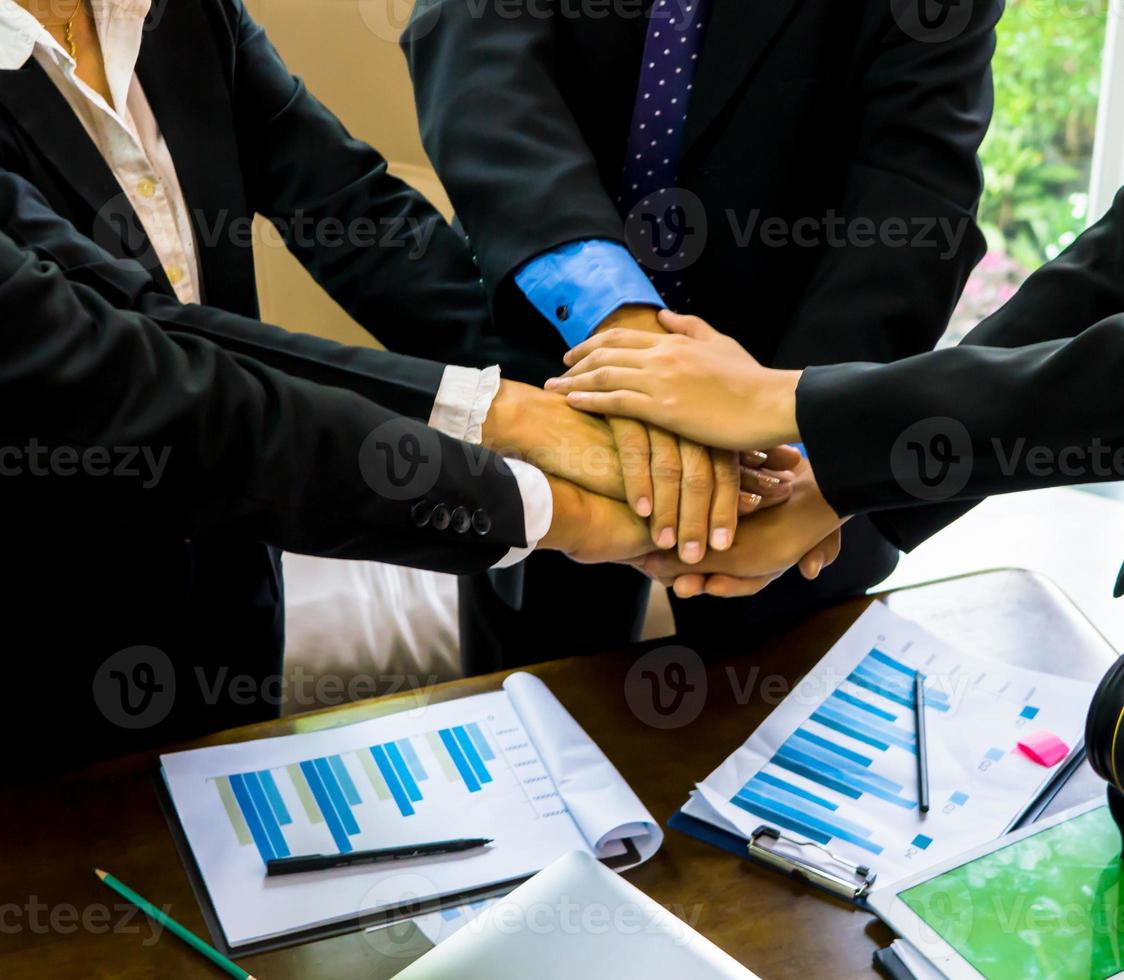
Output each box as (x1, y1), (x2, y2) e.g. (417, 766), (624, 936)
(161, 673), (661, 950)
(680, 603), (1095, 887)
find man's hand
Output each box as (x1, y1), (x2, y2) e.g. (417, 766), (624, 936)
(594, 305), (740, 564)
(481, 379), (625, 501)
(537, 474), (655, 564)
(634, 458), (846, 597)
(480, 378), (791, 517)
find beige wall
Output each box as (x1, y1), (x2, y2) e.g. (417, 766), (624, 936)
(244, 0), (451, 349)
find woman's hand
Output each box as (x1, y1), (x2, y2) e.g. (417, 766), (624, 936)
(545, 310), (803, 452)
(632, 458), (847, 597)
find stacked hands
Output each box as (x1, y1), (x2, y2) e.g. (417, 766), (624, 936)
(481, 305), (847, 598)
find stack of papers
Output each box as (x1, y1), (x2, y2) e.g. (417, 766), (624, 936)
(161, 673), (661, 950)
(679, 603), (1094, 887)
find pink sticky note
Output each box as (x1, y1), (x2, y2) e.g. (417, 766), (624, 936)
(1017, 731), (1069, 768)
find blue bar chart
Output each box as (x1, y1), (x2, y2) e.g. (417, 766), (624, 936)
(693, 602), (1096, 886)
(215, 722), (505, 862)
(728, 646), (940, 859)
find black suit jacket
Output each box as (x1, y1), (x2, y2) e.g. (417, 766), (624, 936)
(0, 168), (457, 423)
(0, 0), (493, 365)
(0, 231), (529, 767)
(797, 187), (1124, 560)
(0, 0), (546, 759)
(404, 0), (998, 369)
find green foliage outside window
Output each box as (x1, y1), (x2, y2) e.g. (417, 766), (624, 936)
(980, 0), (1106, 266)
(948, 0), (1106, 339)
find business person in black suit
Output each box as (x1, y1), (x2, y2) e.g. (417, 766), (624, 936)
(403, 0), (1001, 666)
(0, 231), (655, 770)
(0, 168), (633, 489)
(0, 0), (499, 366)
(548, 185), (1124, 597)
(0, 0), (622, 721)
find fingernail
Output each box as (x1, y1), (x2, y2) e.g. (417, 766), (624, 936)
(681, 541), (703, 563)
(747, 450), (768, 464)
(711, 528), (732, 550)
(567, 392), (588, 404)
(657, 527), (676, 549)
(562, 352), (574, 366)
(808, 557), (824, 579)
(544, 377), (560, 389)
(756, 473), (782, 488)
(739, 492), (762, 512)
(636, 496), (652, 517)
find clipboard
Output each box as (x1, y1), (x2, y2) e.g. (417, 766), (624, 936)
(669, 569), (1115, 909)
(667, 748), (1083, 909)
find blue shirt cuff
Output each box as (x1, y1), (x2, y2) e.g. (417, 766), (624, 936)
(514, 239), (665, 347)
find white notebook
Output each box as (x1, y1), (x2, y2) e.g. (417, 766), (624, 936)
(396, 850), (761, 979)
(161, 673), (662, 950)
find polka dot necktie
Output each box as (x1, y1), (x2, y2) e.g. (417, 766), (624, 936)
(619, 0), (716, 308)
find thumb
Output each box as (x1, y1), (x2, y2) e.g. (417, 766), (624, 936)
(657, 309), (718, 340)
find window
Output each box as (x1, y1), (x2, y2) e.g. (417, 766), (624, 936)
(945, 0), (1109, 344)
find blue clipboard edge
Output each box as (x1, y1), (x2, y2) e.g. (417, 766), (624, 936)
(666, 807), (874, 909)
(666, 739), (1088, 911)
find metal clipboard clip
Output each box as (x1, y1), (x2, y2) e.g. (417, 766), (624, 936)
(748, 825), (877, 902)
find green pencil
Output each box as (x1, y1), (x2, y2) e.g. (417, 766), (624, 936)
(95, 869), (257, 979)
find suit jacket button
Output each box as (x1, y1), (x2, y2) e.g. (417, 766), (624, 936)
(555, 305), (570, 322)
(431, 504), (452, 531)
(471, 509), (492, 535)
(411, 500), (433, 527)
(451, 506), (472, 533)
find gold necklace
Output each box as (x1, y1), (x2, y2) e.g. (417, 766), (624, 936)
(41, 0), (84, 59)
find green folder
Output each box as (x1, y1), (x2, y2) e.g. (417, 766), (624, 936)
(898, 804), (1124, 979)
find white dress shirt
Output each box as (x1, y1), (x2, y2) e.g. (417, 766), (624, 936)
(0, 0), (553, 562)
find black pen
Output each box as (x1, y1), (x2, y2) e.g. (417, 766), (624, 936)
(914, 672), (930, 814)
(265, 838), (493, 877)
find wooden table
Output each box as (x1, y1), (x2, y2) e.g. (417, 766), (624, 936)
(0, 570), (1114, 979)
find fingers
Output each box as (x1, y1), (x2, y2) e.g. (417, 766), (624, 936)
(740, 445), (803, 472)
(741, 465), (794, 498)
(676, 438), (714, 564)
(709, 450), (740, 551)
(648, 426), (682, 550)
(608, 417), (653, 518)
(563, 389), (655, 419)
(562, 327), (664, 367)
(700, 572), (783, 597)
(656, 309), (718, 339)
(738, 490), (764, 515)
(671, 574), (707, 598)
(763, 445), (804, 471)
(546, 365), (647, 395)
(798, 528), (843, 580)
(555, 347), (651, 380)
(670, 572), (779, 598)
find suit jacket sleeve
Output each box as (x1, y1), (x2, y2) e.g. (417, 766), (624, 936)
(797, 188), (1124, 550)
(225, 0), (494, 365)
(0, 234), (528, 574)
(0, 167), (450, 421)
(403, 0), (626, 298)
(769, 0), (1000, 368)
